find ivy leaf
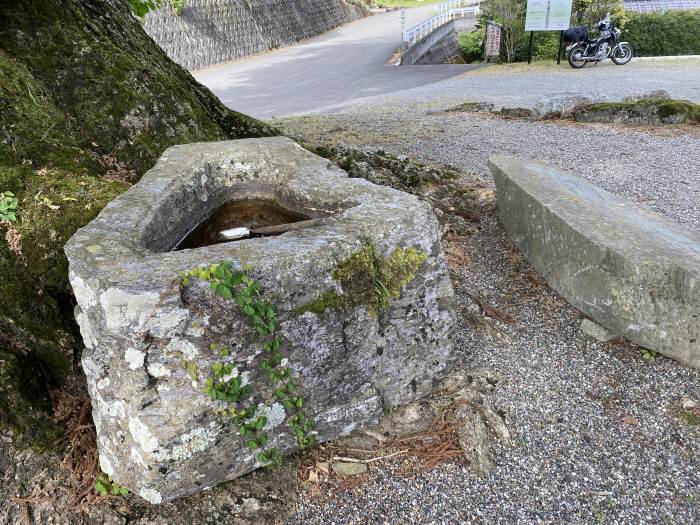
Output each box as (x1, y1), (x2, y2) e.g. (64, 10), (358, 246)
(214, 282), (233, 300)
(94, 479), (108, 496)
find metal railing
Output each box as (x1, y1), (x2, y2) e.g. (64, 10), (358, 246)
(435, 0), (477, 14)
(402, 1), (480, 47)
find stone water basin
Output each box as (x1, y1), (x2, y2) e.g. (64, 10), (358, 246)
(64, 137), (456, 503)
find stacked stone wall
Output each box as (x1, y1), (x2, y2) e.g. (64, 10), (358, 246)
(143, 0), (363, 70)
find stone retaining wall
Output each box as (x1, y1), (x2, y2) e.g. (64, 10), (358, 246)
(401, 17), (476, 65)
(143, 0), (364, 71)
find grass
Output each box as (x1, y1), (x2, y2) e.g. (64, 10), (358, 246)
(375, 0), (445, 8)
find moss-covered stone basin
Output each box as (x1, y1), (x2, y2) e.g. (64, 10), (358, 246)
(64, 137), (456, 503)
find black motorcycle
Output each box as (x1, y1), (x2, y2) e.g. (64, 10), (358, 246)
(564, 14), (633, 68)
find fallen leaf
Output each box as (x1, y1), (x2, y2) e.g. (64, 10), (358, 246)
(476, 298), (516, 324)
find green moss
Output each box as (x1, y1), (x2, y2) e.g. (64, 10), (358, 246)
(18, 169), (127, 293)
(575, 98), (700, 125)
(298, 242), (428, 316)
(654, 100), (700, 122)
(680, 410), (700, 427)
(0, 0), (276, 449)
(0, 349), (61, 451)
(444, 101), (495, 114)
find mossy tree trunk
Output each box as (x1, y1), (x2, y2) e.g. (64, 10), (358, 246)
(0, 0), (274, 447)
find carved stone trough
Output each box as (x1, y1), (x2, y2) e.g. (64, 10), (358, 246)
(65, 137), (456, 503)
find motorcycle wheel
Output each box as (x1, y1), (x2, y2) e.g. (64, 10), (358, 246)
(567, 45), (587, 69)
(611, 43), (633, 65)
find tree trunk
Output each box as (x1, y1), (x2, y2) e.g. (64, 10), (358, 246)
(0, 0), (274, 447)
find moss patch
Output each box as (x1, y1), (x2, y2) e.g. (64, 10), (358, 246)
(305, 144), (488, 236)
(0, 349), (61, 450)
(298, 242), (428, 316)
(574, 98), (700, 125)
(444, 101), (495, 114)
(680, 409), (700, 427)
(0, 0), (275, 449)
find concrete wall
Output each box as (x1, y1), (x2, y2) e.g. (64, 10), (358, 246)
(143, 0), (364, 71)
(401, 17), (476, 65)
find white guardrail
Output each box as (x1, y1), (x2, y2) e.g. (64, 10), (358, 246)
(402, 1), (480, 47)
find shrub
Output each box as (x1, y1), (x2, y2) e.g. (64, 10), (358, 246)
(625, 9), (700, 56)
(459, 30), (485, 62)
(516, 30), (562, 61)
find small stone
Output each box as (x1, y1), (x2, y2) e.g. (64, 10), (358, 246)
(240, 497), (260, 513)
(331, 462), (368, 476)
(580, 319), (618, 342)
(681, 398), (698, 410)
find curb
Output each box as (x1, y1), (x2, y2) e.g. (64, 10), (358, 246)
(634, 55), (700, 61)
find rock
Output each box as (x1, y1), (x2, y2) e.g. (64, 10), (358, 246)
(65, 137), (456, 502)
(498, 107), (533, 119)
(681, 398), (698, 410)
(623, 90), (670, 102)
(331, 462), (368, 476)
(445, 101), (496, 114)
(573, 98), (700, 125)
(489, 156), (700, 369)
(580, 319), (618, 342)
(531, 93), (592, 120)
(455, 403), (495, 475)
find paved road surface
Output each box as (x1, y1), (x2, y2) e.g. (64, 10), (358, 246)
(194, 6), (477, 118)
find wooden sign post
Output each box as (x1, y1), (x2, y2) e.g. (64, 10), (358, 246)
(485, 21), (502, 63)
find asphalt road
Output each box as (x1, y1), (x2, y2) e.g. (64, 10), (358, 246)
(194, 6), (478, 119)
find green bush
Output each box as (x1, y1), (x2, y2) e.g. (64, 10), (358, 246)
(515, 30), (563, 61)
(458, 30), (485, 62)
(625, 9), (700, 56)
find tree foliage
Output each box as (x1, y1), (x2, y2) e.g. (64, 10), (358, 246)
(481, 0), (527, 62)
(481, 0), (626, 62)
(128, 0), (162, 17)
(625, 9), (700, 56)
(458, 29), (485, 63)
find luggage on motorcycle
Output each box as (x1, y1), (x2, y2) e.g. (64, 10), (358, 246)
(563, 26), (589, 44)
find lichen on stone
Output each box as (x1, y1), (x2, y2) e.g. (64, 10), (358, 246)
(298, 241), (428, 316)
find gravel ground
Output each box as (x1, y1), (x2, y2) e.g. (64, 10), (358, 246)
(279, 73), (700, 524)
(288, 211), (700, 525)
(278, 112), (700, 232)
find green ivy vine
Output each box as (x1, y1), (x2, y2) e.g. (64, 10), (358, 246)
(180, 261), (314, 466)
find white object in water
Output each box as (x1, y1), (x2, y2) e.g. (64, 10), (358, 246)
(218, 227), (250, 241)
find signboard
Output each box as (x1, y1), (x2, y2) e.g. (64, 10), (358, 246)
(525, 0), (572, 31)
(485, 22), (502, 59)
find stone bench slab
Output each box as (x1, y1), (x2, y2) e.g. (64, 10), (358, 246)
(489, 156), (699, 369)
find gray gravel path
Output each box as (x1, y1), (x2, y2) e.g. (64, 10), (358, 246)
(287, 211), (700, 525)
(278, 111), (700, 232)
(278, 69), (700, 524)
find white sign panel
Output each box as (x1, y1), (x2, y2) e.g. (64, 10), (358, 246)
(525, 0), (572, 31)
